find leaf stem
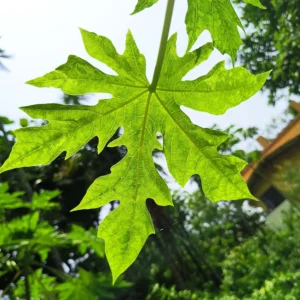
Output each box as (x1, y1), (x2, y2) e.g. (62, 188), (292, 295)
(149, 0), (175, 92)
(1, 271), (21, 296)
(24, 266), (31, 300)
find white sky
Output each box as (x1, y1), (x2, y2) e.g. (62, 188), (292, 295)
(0, 0), (290, 150)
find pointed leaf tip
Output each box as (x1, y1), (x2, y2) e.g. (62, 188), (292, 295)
(131, 0), (159, 15)
(243, 0), (266, 9)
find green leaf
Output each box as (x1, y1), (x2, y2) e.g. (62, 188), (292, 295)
(243, 0), (266, 9)
(31, 190), (60, 211)
(13, 269), (58, 300)
(68, 225), (105, 257)
(185, 0), (244, 61)
(56, 268), (129, 300)
(158, 35), (270, 115)
(0, 29), (268, 281)
(132, 0), (159, 14)
(0, 183), (26, 210)
(0, 116), (14, 125)
(131, 0), (255, 61)
(0, 212), (40, 247)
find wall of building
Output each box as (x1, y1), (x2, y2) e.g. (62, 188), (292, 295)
(248, 139), (300, 211)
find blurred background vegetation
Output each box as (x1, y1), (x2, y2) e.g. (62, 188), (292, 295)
(1, 0), (300, 299)
(234, 0), (300, 105)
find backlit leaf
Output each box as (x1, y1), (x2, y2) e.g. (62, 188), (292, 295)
(0, 29), (268, 281)
(243, 0), (266, 9)
(132, 0), (159, 14)
(132, 0), (266, 60)
(185, 0), (243, 61)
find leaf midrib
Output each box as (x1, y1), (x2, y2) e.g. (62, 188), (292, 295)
(119, 92), (153, 269)
(34, 75), (148, 90)
(156, 82), (262, 94)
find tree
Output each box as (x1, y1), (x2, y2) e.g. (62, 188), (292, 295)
(120, 187), (264, 299)
(142, 203), (300, 300)
(221, 205), (300, 299)
(0, 182), (129, 299)
(235, 0), (300, 104)
(1, 112), (266, 299)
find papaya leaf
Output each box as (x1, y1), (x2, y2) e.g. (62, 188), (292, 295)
(0, 29), (269, 281)
(132, 0), (159, 14)
(132, 0), (265, 60)
(185, 0), (245, 61)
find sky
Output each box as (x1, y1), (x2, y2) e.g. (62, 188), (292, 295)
(0, 0), (291, 150)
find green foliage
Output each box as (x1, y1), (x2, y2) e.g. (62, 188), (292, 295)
(185, 0), (243, 61)
(1, 29), (268, 281)
(0, 186), (68, 265)
(68, 225), (105, 258)
(0, 182), (25, 211)
(0, 187), (68, 271)
(242, 0), (265, 9)
(0, 0), (269, 281)
(0, 182), (129, 299)
(121, 188), (264, 299)
(248, 272), (300, 300)
(235, 0), (300, 104)
(13, 269), (58, 299)
(20, 118), (29, 127)
(133, 0), (265, 61)
(56, 268), (130, 300)
(143, 205), (300, 300)
(221, 206), (300, 299)
(132, 0), (159, 14)
(281, 166), (300, 202)
(147, 283), (201, 300)
(214, 125), (260, 162)
(0, 116), (14, 125)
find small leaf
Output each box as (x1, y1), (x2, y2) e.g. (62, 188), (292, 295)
(68, 225), (105, 257)
(0, 116), (14, 125)
(131, 0), (159, 14)
(56, 268), (128, 300)
(243, 0), (266, 9)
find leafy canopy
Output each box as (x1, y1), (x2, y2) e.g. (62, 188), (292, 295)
(56, 268), (130, 300)
(0, 183), (129, 299)
(0, 0), (269, 282)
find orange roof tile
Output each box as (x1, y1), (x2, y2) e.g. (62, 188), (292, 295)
(242, 102), (300, 182)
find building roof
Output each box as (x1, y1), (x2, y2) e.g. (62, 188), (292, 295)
(242, 101), (300, 183)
